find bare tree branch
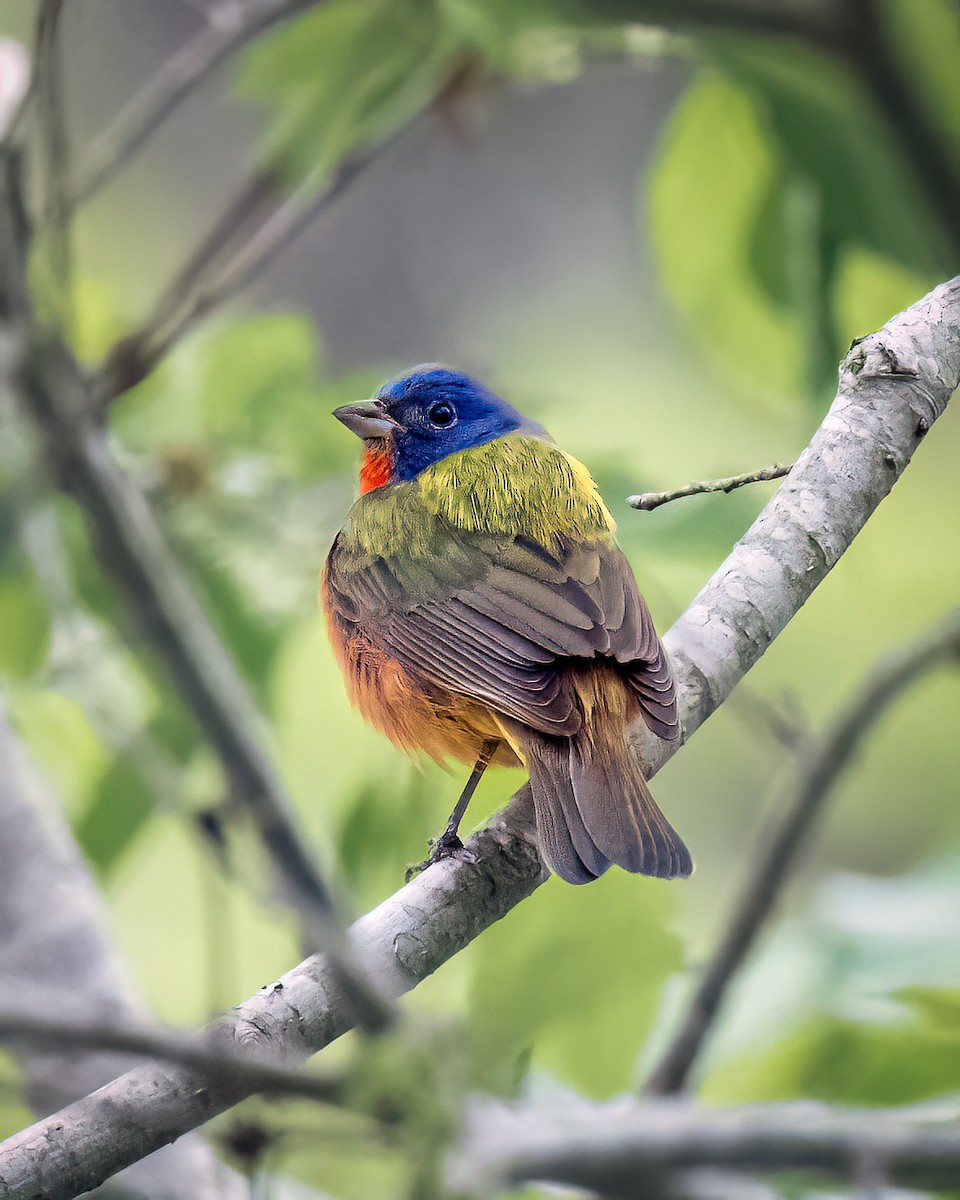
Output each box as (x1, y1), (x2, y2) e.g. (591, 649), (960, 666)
(0, 145), (391, 1035)
(645, 605), (960, 1096)
(0, 1010), (351, 1108)
(0, 708), (249, 1200)
(68, 0), (324, 208)
(448, 1096), (960, 1195)
(33, 0), (71, 331)
(1, 276), (957, 1200)
(628, 463), (793, 511)
(100, 128), (409, 399)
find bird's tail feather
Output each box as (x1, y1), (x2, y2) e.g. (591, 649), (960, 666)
(518, 728), (692, 885)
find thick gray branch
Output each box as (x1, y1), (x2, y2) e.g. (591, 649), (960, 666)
(0, 709), (247, 1200)
(447, 1097), (960, 1195)
(0, 277), (956, 1199)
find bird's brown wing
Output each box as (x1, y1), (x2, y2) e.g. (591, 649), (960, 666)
(324, 530), (679, 741)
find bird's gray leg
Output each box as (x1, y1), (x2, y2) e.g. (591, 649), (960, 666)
(406, 739), (500, 879)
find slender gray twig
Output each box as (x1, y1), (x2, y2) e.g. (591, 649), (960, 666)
(1, 276), (957, 1200)
(33, 0), (71, 331)
(100, 128), (409, 399)
(644, 606), (960, 1096)
(68, 0), (322, 208)
(628, 463), (793, 511)
(0, 1011), (350, 1107)
(449, 1097), (960, 1196)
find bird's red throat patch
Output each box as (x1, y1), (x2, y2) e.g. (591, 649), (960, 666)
(359, 441), (394, 495)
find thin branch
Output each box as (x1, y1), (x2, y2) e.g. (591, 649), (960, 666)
(1, 277), (957, 1200)
(0, 145), (391, 1035)
(628, 463), (793, 511)
(99, 127), (409, 400)
(68, 0), (323, 208)
(33, 0), (71, 331)
(449, 1097), (960, 1196)
(644, 606), (960, 1096)
(0, 1011), (350, 1108)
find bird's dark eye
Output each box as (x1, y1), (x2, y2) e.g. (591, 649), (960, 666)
(427, 401), (456, 427)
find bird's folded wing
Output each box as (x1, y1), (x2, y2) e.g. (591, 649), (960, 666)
(325, 531), (679, 740)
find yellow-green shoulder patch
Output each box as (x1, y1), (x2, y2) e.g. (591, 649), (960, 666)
(418, 436), (615, 539)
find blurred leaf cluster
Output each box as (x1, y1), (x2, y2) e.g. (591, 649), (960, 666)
(1, 0), (959, 1196)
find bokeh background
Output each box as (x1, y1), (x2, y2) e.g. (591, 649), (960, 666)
(1, 1), (959, 1195)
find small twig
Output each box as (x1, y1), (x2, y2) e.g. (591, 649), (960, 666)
(68, 0), (322, 208)
(33, 0), (71, 332)
(644, 606), (960, 1096)
(628, 463), (792, 511)
(100, 128), (408, 399)
(0, 1011), (350, 1107)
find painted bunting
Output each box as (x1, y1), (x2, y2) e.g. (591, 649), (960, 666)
(322, 366), (691, 884)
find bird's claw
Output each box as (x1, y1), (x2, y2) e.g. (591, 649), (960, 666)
(405, 830), (468, 881)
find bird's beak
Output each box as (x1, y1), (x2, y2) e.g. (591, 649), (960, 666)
(333, 399), (399, 440)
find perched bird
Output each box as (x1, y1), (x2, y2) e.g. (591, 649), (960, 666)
(322, 366), (691, 884)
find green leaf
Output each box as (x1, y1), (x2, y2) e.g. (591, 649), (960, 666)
(235, 0), (467, 182)
(712, 37), (948, 275)
(704, 1013), (960, 1107)
(113, 313), (339, 478)
(0, 567), (50, 679)
(648, 41), (951, 403)
(468, 871), (681, 1096)
(894, 986), (960, 1035)
(10, 691), (109, 820)
(648, 71), (804, 400)
(75, 753), (155, 874)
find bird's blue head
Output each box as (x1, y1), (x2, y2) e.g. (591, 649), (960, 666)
(334, 365), (548, 493)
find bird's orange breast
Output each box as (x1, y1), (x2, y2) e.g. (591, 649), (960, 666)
(320, 567), (517, 767)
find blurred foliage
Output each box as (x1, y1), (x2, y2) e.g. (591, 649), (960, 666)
(1, 0), (959, 1197)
